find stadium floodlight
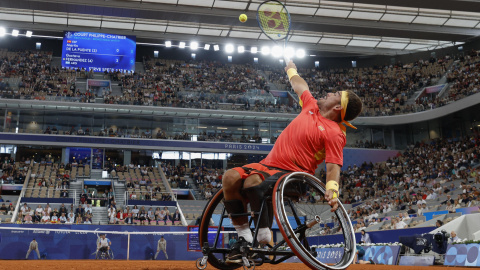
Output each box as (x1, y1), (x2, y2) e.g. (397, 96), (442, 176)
(251, 46), (258, 54)
(213, 44), (220, 51)
(0, 28), (5, 37)
(238, 46), (245, 53)
(225, 44), (234, 53)
(296, 49), (306, 58)
(179, 42), (186, 49)
(271, 46), (283, 58)
(284, 47), (295, 60)
(26, 31), (32, 37)
(165, 41), (172, 47)
(204, 44), (210, 50)
(12, 30), (19, 37)
(261, 46), (270, 55)
(190, 42), (198, 50)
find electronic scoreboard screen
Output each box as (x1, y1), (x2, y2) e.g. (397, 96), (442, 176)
(61, 31), (136, 72)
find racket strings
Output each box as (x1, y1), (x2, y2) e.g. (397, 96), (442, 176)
(258, 2), (290, 40)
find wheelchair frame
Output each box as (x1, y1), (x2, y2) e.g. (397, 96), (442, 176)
(196, 172), (356, 270)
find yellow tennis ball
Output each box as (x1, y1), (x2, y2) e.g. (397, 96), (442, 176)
(239, 14), (247, 23)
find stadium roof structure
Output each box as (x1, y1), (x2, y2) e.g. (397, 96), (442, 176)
(0, 0), (479, 56)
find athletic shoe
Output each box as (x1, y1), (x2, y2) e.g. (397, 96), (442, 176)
(226, 237), (249, 264)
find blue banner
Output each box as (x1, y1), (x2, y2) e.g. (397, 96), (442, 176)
(0, 224), (203, 260)
(285, 245), (400, 265)
(84, 180), (111, 186)
(445, 244), (480, 266)
(61, 31), (136, 72)
(307, 227), (435, 247)
(423, 210), (449, 221)
(21, 197), (74, 204)
(127, 200), (177, 207)
(0, 133), (399, 170)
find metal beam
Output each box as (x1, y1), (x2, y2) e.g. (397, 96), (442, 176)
(332, 0), (480, 14)
(1, 0), (478, 42)
(0, 20), (418, 56)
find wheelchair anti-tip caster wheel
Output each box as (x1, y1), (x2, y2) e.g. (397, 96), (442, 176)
(196, 257), (208, 270)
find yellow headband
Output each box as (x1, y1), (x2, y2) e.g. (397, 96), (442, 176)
(339, 91), (357, 133)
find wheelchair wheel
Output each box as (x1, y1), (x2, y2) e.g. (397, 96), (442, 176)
(199, 189), (240, 270)
(108, 249), (114, 260)
(273, 172), (356, 270)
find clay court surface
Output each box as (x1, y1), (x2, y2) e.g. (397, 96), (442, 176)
(0, 260), (470, 270)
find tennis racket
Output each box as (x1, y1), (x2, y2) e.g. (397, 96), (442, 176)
(256, 0), (292, 65)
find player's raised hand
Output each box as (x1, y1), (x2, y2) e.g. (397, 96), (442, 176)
(285, 60), (297, 73)
(325, 189), (339, 212)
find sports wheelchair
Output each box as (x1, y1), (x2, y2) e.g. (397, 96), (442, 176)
(96, 247), (114, 260)
(196, 172), (356, 270)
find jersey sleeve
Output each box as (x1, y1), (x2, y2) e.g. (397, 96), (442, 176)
(324, 130), (346, 166)
(299, 90), (317, 111)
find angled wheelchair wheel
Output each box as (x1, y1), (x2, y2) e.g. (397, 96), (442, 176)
(273, 172), (356, 270)
(108, 249), (114, 260)
(199, 189), (240, 270)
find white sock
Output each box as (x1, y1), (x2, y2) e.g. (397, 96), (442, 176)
(234, 223), (253, 244)
(257, 227), (271, 244)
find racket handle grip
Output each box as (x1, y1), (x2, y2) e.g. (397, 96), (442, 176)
(284, 55), (290, 66)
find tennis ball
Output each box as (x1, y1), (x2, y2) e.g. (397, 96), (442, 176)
(239, 14), (247, 23)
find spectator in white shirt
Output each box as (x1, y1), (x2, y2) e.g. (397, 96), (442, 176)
(41, 214), (50, 223)
(395, 217), (408, 229)
(21, 203), (28, 213)
(85, 204), (93, 214)
(449, 231), (460, 243)
(360, 230), (372, 244)
(368, 218), (378, 226)
(59, 213), (67, 223)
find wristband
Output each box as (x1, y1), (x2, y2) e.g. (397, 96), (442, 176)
(326, 180), (339, 199)
(287, 68), (299, 81)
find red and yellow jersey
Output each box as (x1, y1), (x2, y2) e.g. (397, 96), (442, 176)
(261, 90), (345, 174)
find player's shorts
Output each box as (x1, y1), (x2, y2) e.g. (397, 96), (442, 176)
(231, 163), (291, 183)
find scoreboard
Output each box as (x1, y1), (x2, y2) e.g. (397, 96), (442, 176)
(61, 31), (136, 72)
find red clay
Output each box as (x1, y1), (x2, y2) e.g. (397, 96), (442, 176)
(0, 260), (472, 270)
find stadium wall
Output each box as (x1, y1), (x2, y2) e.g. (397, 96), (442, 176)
(0, 224), (435, 260)
(0, 224), (205, 260)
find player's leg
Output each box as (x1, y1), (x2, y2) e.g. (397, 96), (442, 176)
(222, 169), (251, 243)
(242, 175), (272, 244)
(25, 249), (31, 259)
(154, 250), (159, 259)
(163, 249), (168, 259)
(35, 249), (40, 259)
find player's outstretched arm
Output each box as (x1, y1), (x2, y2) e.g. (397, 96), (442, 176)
(284, 60), (309, 98)
(325, 163), (341, 212)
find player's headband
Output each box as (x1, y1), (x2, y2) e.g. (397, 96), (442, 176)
(340, 91), (357, 133)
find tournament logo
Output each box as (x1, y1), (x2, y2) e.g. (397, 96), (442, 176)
(65, 32), (73, 38)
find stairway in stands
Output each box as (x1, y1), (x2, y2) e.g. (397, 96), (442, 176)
(90, 169), (103, 179)
(184, 176), (202, 200)
(114, 182), (126, 208)
(69, 181), (83, 205)
(92, 206), (108, 225)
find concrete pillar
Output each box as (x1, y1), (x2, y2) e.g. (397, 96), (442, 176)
(391, 128), (396, 150)
(62, 148), (69, 164)
(124, 150), (131, 166)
